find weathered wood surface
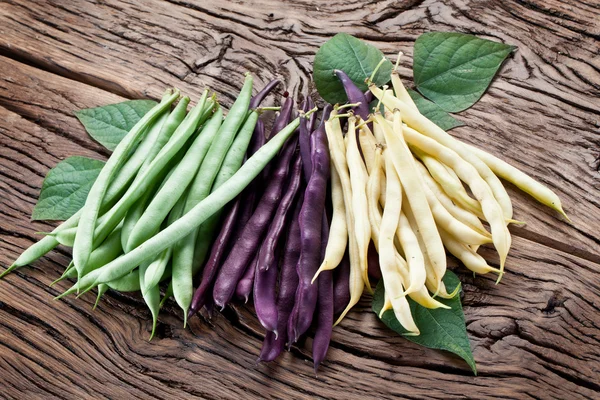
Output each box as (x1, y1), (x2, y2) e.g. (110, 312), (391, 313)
(0, 0), (599, 398)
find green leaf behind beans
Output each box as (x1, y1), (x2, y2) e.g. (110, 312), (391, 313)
(314, 33), (393, 104)
(32, 156), (105, 221)
(372, 270), (477, 374)
(75, 100), (158, 150)
(413, 32), (515, 112)
(408, 89), (464, 131)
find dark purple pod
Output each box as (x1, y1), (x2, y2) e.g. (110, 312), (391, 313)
(313, 201), (333, 372)
(333, 251), (350, 316)
(249, 79), (280, 110)
(298, 100), (312, 182)
(234, 255), (257, 302)
(257, 154), (303, 273)
(258, 193), (303, 362)
(334, 69), (370, 120)
(367, 241), (382, 280)
(254, 246), (281, 334)
(188, 199), (241, 318)
(212, 136), (298, 309)
(312, 269), (333, 373)
(287, 126), (330, 343)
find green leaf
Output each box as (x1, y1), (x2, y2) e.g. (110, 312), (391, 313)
(32, 156), (105, 221)
(413, 32), (515, 113)
(407, 89), (464, 131)
(372, 271), (477, 374)
(314, 33), (393, 104)
(75, 100), (157, 150)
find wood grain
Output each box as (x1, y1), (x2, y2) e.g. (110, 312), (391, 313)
(0, 0), (599, 398)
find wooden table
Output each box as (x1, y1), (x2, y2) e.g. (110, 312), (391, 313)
(1, 0), (599, 398)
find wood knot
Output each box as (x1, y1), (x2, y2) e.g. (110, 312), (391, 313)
(542, 292), (566, 315)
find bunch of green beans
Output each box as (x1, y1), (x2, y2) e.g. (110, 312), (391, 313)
(2, 74), (307, 338)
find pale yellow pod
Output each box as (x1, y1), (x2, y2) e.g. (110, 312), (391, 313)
(415, 161), (490, 237)
(402, 202), (460, 300)
(358, 128), (377, 174)
(466, 143), (569, 221)
(373, 116), (387, 143)
(391, 71), (418, 111)
(439, 229), (502, 275)
(312, 166), (347, 282)
(379, 291), (394, 318)
(346, 116), (372, 291)
(367, 150), (447, 309)
(417, 164), (493, 245)
(367, 147), (385, 239)
(402, 125), (511, 276)
(369, 85), (514, 220)
(325, 114), (364, 325)
(375, 112), (447, 290)
(379, 147), (419, 334)
(419, 151), (482, 215)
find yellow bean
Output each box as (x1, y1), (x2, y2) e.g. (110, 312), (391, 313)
(415, 161), (490, 237)
(439, 228), (502, 275)
(325, 114), (364, 325)
(346, 116), (372, 291)
(375, 112), (447, 290)
(370, 85), (514, 220)
(396, 210), (428, 296)
(418, 151), (482, 214)
(379, 291), (394, 318)
(379, 151), (419, 335)
(402, 123), (511, 279)
(391, 73), (418, 112)
(402, 202), (459, 300)
(358, 128), (377, 174)
(312, 166), (347, 282)
(417, 162), (493, 245)
(366, 148), (446, 308)
(466, 143), (569, 221)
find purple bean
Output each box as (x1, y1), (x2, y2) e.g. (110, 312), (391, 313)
(213, 135), (298, 309)
(367, 241), (381, 280)
(269, 97), (294, 140)
(258, 193), (303, 362)
(188, 199), (241, 318)
(299, 100), (312, 182)
(301, 105), (332, 183)
(334, 69), (370, 120)
(254, 152), (302, 333)
(307, 98), (317, 132)
(287, 125), (330, 343)
(249, 79), (280, 110)
(254, 246), (281, 334)
(364, 90), (374, 105)
(248, 118), (266, 158)
(333, 251), (350, 315)
(257, 153), (303, 273)
(313, 268), (333, 372)
(312, 174), (333, 372)
(234, 255), (257, 302)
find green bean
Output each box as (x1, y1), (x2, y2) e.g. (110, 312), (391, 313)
(75, 116), (302, 292)
(126, 104), (223, 252)
(61, 225), (124, 281)
(139, 97), (191, 174)
(93, 284), (109, 310)
(1, 211), (80, 278)
(90, 92), (211, 254)
(172, 85), (256, 323)
(106, 270), (140, 292)
(107, 110), (170, 201)
(139, 260), (161, 339)
(142, 190), (186, 294)
(159, 283), (173, 309)
(73, 89), (180, 279)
